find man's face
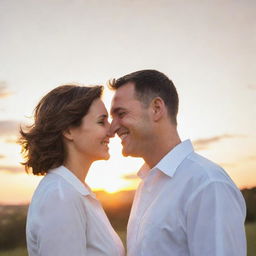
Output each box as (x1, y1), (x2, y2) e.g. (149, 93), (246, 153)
(110, 82), (153, 157)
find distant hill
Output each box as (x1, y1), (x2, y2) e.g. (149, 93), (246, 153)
(95, 187), (256, 225)
(94, 190), (135, 232)
(0, 187), (255, 250)
(94, 190), (135, 208)
(241, 187), (256, 222)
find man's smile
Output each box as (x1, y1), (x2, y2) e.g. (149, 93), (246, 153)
(117, 130), (129, 143)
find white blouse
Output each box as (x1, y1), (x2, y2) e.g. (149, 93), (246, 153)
(26, 165), (125, 256)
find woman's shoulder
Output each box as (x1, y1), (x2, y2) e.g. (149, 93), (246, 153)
(27, 172), (88, 234)
(32, 172), (82, 207)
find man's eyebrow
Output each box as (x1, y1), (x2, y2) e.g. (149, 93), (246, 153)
(111, 107), (125, 116)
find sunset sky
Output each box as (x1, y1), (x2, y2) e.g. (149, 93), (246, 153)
(0, 0), (255, 204)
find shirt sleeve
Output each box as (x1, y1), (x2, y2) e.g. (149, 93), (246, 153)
(186, 181), (246, 256)
(37, 189), (87, 256)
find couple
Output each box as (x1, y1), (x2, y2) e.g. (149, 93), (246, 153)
(20, 70), (246, 256)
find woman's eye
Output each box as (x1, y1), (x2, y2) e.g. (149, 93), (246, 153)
(98, 120), (105, 125)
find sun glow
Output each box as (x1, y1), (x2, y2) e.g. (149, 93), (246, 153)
(0, 171), (42, 204)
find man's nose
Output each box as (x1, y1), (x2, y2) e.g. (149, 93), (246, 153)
(106, 121), (114, 138)
(109, 118), (118, 137)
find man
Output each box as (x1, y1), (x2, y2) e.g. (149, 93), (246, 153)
(109, 70), (246, 256)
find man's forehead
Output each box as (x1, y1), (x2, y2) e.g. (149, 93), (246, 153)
(110, 95), (126, 114)
(112, 82), (135, 101)
(110, 85), (135, 115)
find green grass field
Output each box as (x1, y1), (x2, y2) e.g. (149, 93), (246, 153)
(246, 222), (256, 256)
(0, 247), (27, 256)
(0, 222), (255, 256)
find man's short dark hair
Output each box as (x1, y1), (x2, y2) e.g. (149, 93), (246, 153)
(109, 69), (179, 125)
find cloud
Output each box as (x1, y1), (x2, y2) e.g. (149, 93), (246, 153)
(246, 155), (256, 161)
(193, 134), (243, 150)
(248, 84), (256, 90)
(218, 162), (237, 169)
(0, 165), (24, 173)
(123, 174), (138, 180)
(0, 120), (22, 138)
(220, 155), (256, 170)
(4, 138), (19, 144)
(0, 81), (13, 98)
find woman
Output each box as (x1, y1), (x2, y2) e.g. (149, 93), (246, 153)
(20, 84), (125, 256)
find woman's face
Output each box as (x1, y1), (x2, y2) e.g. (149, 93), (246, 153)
(65, 98), (112, 162)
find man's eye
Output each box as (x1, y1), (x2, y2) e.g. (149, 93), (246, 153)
(118, 112), (125, 118)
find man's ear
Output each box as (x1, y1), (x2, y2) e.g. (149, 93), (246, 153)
(150, 97), (165, 122)
(62, 128), (74, 141)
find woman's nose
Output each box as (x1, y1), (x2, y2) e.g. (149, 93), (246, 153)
(108, 119), (118, 138)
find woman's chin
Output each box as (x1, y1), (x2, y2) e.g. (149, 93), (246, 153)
(103, 153), (110, 160)
(97, 152), (110, 161)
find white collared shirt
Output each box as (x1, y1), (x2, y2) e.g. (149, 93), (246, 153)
(127, 140), (246, 256)
(26, 165), (125, 256)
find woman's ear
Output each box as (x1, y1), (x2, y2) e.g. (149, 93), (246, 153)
(62, 128), (74, 141)
(151, 97), (165, 122)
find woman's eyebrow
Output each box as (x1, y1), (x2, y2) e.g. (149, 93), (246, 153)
(97, 114), (108, 119)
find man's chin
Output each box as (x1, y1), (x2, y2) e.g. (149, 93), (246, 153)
(122, 148), (140, 158)
(122, 146), (131, 157)
(122, 150), (129, 157)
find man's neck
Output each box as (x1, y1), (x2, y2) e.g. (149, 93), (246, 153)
(143, 129), (181, 169)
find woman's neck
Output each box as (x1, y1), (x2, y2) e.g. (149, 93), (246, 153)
(63, 155), (92, 183)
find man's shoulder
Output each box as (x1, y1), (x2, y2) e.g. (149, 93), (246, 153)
(174, 152), (244, 208)
(178, 152), (235, 187)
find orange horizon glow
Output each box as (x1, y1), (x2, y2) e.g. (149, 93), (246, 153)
(0, 161), (255, 206)
(0, 134), (256, 205)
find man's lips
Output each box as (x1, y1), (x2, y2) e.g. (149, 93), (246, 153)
(118, 132), (129, 143)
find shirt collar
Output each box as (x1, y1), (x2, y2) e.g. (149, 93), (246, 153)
(138, 139), (194, 179)
(49, 165), (95, 197)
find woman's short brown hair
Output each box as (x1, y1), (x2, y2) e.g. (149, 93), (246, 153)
(19, 84), (103, 175)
